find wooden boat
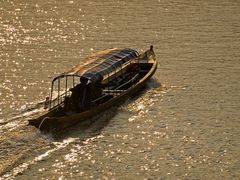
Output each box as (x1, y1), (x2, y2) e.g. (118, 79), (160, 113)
(28, 46), (158, 130)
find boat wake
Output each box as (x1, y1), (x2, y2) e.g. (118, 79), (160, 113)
(0, 96), (122, 178)
(0, 100), (49, 177)
(0, 137), (77, 179)
(0, 100), (46, 132)
(0, 108), (116, 179)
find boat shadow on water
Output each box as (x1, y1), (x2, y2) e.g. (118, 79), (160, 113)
(42, 78), (162, 140)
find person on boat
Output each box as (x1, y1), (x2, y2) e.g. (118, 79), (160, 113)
(70, 76), (88, 112)
(70, 84), (82, 112)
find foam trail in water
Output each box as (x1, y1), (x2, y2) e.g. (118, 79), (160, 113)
(1, 137), (78, 180)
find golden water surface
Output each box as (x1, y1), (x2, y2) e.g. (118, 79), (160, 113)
(0, 0), (240, 179)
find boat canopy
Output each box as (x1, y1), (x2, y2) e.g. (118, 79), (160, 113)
(53, 48), (139, 83)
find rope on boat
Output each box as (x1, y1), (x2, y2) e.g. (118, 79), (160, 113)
(38, 117), (49, 129)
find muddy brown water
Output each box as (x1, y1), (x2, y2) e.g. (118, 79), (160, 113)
(0, 0), (240, 179)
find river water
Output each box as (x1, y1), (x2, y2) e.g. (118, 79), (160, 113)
(0, 0), (240, 179)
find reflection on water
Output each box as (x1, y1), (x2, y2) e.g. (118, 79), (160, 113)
(1, 0), (240, 179)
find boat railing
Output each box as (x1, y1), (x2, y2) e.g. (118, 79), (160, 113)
(49, 72), (137, 109)
(102, 73), (139, 96)
(50, 90), (72, 109)
(103, 89), (125, 93)
(49, 75), (81, 109)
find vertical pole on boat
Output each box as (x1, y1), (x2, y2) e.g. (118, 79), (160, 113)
(58, 78), (60, 105)
(65, 76), (68, 97)
(72, 75), (75, 88)
(50, 81), (54, 108)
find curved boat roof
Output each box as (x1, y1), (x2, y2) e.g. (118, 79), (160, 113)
(54, 48), (139, 83)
